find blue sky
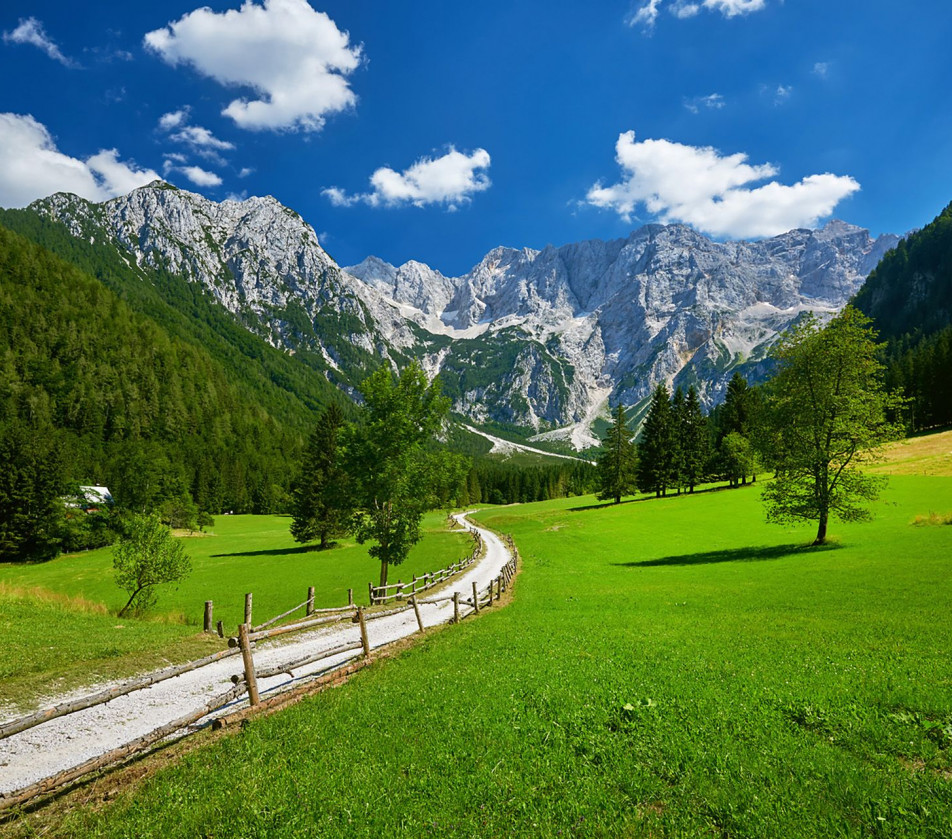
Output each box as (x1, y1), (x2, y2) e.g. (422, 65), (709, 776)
(1, 0), (950, 275)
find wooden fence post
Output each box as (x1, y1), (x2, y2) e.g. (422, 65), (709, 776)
(203, 600), (213, 633)
(348, 588), (354, 606)
(238, 623), (260, 707)
(216, 620), (224, 638)
(411, 596), (424, 634)
(306, 586), (315, 616)
(357, 607), (371, 658)
(472, 581), (480, 614)
(368, 582), (374, 606)
(453, 591), (460, 624)
(244, 592), (253, 626)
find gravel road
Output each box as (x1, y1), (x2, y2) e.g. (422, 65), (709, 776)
(0, 513), (511, 798)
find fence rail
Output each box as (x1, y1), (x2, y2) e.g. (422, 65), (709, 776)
(368, 530), (483, 605)
(0, 526), (518, 812)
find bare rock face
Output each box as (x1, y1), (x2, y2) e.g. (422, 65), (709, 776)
(33, 183), (899, 447)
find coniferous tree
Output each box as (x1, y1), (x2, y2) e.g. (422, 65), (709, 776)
(0, 416), (65, 562)
(678, 385), (709, 493)
(595, 404), (638, 504)
(290, 403), (351, 550)
(670, 387), (687, 494)
(637, 383), (675, 497)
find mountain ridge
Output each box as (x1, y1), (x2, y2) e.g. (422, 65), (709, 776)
(22, 182), (900, 448)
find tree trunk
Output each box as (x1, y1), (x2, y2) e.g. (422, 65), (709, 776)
(319, 529), (328, 550)
(614, 493), (621, 504)
(814, 512), (828, 546)
(117, 587), (145, 617)
(379, 560), (389, 588)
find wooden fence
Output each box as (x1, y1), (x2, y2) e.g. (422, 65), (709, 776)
(0, 530), (517, 812)
(368, 530), (482, 605)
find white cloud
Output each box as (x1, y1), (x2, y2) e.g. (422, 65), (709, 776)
(178, 165), (223, 187)
(238, 167), (255, 178)
(629, 0), (766, 28)
(684, 93), (725, 114)
(703, 0), (766, 16)
(586, 130), (860, 238)
(144, 0), (362, 132)
(171, 125), (235, 152)
(813, 62), (829, 78)
(629, 0), (664, 27)
(324, 147), (492, 210)
(774, 83), (793, 104)
(2, 17), (77, 67)
(0, 113), (159, 208)
(159, 109), (190, 131)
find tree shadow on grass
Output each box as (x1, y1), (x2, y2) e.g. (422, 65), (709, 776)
(211, 544), (336, 559)
(569, 483), (755, 513)
(613, 542), (843, 568)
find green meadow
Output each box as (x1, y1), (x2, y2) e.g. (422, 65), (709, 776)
(0, 513), (471, 710)
(14, 455), (952, 838)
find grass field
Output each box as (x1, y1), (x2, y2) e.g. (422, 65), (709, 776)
(0, 512), (471, 710)
(15, 452), (951, 837)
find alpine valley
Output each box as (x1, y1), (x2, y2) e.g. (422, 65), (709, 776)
(8, 181), (899, 450)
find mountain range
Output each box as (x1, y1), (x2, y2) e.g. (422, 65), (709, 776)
(20, 182), (900, 449)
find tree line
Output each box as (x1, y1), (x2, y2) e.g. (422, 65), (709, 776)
(595, 307), (902, 546)
(595, 371), (760, 504)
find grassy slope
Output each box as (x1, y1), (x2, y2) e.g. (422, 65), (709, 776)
(31, 459), (952, 837)
(0, 513), (471, 710)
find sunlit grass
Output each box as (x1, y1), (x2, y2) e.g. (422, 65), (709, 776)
(28, 474), (952, 838)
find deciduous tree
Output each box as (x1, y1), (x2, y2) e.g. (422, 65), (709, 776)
(113, 513), (191, 616)
(348, 363), (451, 587)
(759, 307), (902, 545)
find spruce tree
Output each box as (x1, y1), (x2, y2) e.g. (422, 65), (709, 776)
(290, 403), (351, 550)
(677, 385), (709, 493)
(637, 383), (675, 497)
(595, 404), (638, 504)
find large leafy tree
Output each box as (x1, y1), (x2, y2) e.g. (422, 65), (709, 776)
(596, 404), (638, 504)
(637, 383), (675, 497)
(759, 307), (902, 545)
(348, 362), (451, 588)
(290, 403), (351, 549)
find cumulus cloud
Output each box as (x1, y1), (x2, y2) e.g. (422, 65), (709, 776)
(323, 147), (492, 210)
(178, 165), (223, 187)
(144, 0), (362, 132)
(629, 0), (766, 28)
(813, 62), (830, 78)
(3, 17), (77, 67)
(170, 125), (235, 152)
(158, 109), (190, 131)
(586, 130), (860, 238)
(0, 113), (159, 208)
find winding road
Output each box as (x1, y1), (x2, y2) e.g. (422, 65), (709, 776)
(0, 513), (512, 800)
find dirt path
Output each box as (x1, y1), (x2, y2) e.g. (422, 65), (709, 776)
(0, 513), (511, 798)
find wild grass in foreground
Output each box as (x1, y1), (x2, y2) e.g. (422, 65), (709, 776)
(0, 513), (470, 710)
(23, 475), (952, 838)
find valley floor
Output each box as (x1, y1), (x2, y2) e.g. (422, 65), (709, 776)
(4, 439), (952, 838)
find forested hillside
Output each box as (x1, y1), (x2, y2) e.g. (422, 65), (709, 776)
(0, 225), (332, 518)
(853, 202), (952, 430)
